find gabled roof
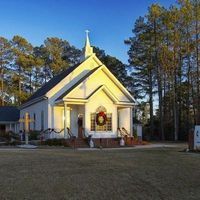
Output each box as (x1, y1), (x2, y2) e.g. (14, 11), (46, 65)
(22, 33), (135, 107)
(55, 64), (135, 103)
(86, 85), (119, 102)
(56, 66), (101, 101)
(26, 61), (82, 103)
(56, 84), (128, 104)
(0, 106), (20, 122)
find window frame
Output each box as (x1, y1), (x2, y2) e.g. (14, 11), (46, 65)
(90, 112), (112, 132)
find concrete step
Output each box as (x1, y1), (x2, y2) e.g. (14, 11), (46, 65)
(66, 138), (89, 148)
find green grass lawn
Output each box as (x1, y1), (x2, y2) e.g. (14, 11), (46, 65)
(0, 146), (200, 200)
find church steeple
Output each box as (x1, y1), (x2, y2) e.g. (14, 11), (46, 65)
(83, 30), (94, 59)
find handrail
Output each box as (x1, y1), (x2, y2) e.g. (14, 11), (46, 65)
(52, 128), (64, 134)
(117, 128), (126, 137)
(122, 127), (130, 137)
(82, 127), (91, 138)
(67, 127), (73, 138)
(9, 132), (20, 140)
(40, 128), (64, 135)
(118, 127), (130, 137)
(40, 128), (51, 135)
(40, 128), (69, 137)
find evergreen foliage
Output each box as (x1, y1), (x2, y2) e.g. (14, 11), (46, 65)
(125, 0), (200, 140)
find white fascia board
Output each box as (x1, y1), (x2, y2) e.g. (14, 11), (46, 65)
(0, 121), (19, 124)
(101, 66), (135, 102)
(115, 102), (134, 107)
(64, 99), (88, 102)
(89, 85), (118, 103)
(54, 99), (88, 105)
(92, 54), (103, 66)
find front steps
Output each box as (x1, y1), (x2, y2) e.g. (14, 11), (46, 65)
(66, 137), (139, 148)
(66, 138), (90, 148)
(92, 138), (122, 148)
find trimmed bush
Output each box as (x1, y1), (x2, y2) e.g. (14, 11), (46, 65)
(43, 139), (69, 147)
(29, 131), (40, 140)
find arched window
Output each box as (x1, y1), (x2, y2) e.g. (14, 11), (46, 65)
(90, 106), (112, 131)
(96, 106), (107, 113)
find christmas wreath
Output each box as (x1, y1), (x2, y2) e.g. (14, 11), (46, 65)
(96, 111), (107, 126)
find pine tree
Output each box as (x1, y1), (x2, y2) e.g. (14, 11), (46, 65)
(0, 37), (12, 105)
(125, 16), (155, 137)
(11, 35), (33, 104)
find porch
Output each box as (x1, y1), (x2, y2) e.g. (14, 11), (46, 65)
(49, 101), (133, 139)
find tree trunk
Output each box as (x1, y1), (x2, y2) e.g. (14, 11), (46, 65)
(173, 36), (178, 141)
(18, 67), (22, 105)
(29, 72), (32, 94)
(0, 68), (4, 106)
(153, 19), (164, 140)
(149, 69), (154, 137)
(194, 1), (200, 124)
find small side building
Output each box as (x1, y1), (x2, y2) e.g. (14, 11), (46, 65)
(133, 118), (143, 141)
(0, 106), (20, 133)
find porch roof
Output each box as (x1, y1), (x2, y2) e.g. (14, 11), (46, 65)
(55, 85), (134, 107)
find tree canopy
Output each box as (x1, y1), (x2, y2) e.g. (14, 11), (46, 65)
(0, 37), (131, 107)
(125, 0), (200, 140)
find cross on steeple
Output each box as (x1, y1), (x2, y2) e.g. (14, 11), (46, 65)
(85, 30), (90, 46)
(83, 30), (94, 59)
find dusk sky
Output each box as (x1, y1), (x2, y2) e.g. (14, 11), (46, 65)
(0, 0), (176, 63)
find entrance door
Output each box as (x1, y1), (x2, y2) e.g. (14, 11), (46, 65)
(77, 114), (83, 138)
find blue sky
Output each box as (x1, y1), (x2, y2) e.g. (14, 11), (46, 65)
(0, 0), (176, 63)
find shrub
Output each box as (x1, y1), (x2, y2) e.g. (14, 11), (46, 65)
(133, 129), (138, 139)
(44, 139), (69, 147)
(9, 140), (21, 146)
(29, 131), (40, 140)
(0, 132), (10, 140)
(0, 131), (20, 141)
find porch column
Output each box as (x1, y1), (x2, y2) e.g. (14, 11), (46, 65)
(130, 107), (133, 136)
(64, 102), (67, 138)
(9, 123), (12, 131)
(51, 106), (54, 129)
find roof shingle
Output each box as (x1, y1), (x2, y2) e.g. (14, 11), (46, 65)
(0, 106), (20, 122)
(26, 62), (82, 103)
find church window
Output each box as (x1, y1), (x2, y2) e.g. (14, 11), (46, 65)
(106, 113), (112, 131)
(90, 107), (112, 131)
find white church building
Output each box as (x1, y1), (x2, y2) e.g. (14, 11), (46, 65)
(20, 33), (135, 139)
